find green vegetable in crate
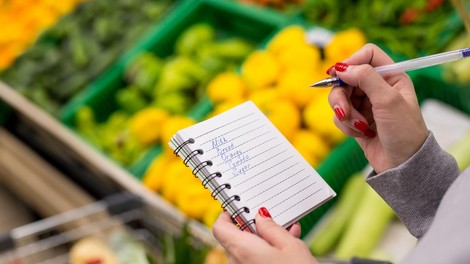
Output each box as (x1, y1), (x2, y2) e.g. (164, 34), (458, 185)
(152, 92), (194, 115)
(203, 37), (255, 60)
(0, 0), (172, 114)
(116, 86), (149, 114)
(155, 56), (208, 94)
(125, 52), (164, 96)
(334, 183), (395, 259)
(175, 23), (216, 56)
(309, 172), (367, 256)
(76, 107), (145, 166)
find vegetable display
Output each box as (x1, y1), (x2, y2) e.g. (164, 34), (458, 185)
(301, 0), (460, 58)
(0, 0), (86, 70)
(74, 22), (255, 167)
(0, 0), (172, 114)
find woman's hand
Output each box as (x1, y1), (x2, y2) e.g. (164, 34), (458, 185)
(327, 43), (428, 173)
(212, 208), (318, 264)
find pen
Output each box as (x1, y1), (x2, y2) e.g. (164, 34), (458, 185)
(310, 47), (470, 87)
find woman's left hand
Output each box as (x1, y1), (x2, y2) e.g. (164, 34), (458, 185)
(212, 208), (318, 264)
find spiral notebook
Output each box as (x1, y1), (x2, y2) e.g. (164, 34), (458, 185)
(169, 101), (335, 233)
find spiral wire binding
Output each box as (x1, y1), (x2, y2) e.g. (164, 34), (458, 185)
(230, 206), (250, 223)
(220, 195), (240, 210)
(175, 138), (254, 231)
(211, 183), (231, 199)
(173, 138), (194, 157)
(183, 149), (203, 167)
(201, 172), (222, 189)
(240, 219), (256, 231)
(192, 160), (212, 177)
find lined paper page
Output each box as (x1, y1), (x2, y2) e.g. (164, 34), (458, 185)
(176, 101), (335, 230)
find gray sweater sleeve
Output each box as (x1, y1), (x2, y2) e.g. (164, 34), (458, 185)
(365, 132), (460, 238)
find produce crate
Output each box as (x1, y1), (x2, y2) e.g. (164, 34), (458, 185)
(413, 66), (470, 114)
(0, 0), (177, 116)
(0, 192), (211, 264)
(59, 0), (289, 176)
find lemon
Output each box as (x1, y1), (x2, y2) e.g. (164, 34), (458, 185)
(241, 50), (280, 90)
(275, 43), (321, 73)
(203, 202), (223, 228)
(142, 153), (176, 192)
(129, 107), (170, 146)
(325, 28), (367, 63)
(248, 88), (281, 108)
(160, 159), (196, 203)
(303, 93), (346, 145)
(276, 69), (325, 108)
(262, 99), (301, 141)
(176, 184), (212, 220)
(267, 25), (306, 56)
(294, 144), (321, 168)
(161, 115), (196, 153)
(207, 72), (247, 103)
(292, 129), (331, 162)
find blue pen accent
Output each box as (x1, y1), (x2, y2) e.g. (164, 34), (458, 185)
(462, 48), (470, 57)
(338, 78), (346, 87)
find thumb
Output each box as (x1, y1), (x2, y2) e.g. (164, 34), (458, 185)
(256, 207), (293, 248)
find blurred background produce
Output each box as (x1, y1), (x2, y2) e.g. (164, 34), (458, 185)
(301, 0), (461, 58)
(73, 20), (255, 168)
(0, 0), (173, 114)
(0, 0), (86, 70)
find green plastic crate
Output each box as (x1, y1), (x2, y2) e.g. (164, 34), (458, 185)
(59, 0), (289, 177)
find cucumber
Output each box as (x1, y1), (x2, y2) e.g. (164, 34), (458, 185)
(334, 185), (395, 259)
(309, 172), (367, 256)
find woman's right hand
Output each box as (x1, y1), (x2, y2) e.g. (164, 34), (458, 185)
(327, 44), (429, 173)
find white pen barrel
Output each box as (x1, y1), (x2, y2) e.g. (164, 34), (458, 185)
(375, 49), (467, 76)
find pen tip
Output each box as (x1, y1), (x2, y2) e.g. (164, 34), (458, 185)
(309, 81), (324, 87)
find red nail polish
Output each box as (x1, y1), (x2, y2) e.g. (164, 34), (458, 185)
(364, 129), (376, 138)
(259, 207), (272, 218)
(325, 65), (334, 75)
(335, 62), (349, 72)
(334, 106), (345, 121)
(353, 120), (368, 133)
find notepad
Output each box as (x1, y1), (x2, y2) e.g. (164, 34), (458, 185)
(169, 101), (335, 233)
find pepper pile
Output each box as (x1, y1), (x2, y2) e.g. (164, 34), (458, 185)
(0, 0), (172, 114)
(0, 0), (86, 70)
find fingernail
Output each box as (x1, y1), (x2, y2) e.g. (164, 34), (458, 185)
(353, 120), (368, 133)
(334, 105), (345, 121)
(364, 129), (376, 138)
(325, 65), (334, 75)
(259, 207), (272, 218)
(335, 62), (349, 72)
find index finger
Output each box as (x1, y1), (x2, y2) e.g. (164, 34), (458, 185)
(342, 43), (395, 67)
